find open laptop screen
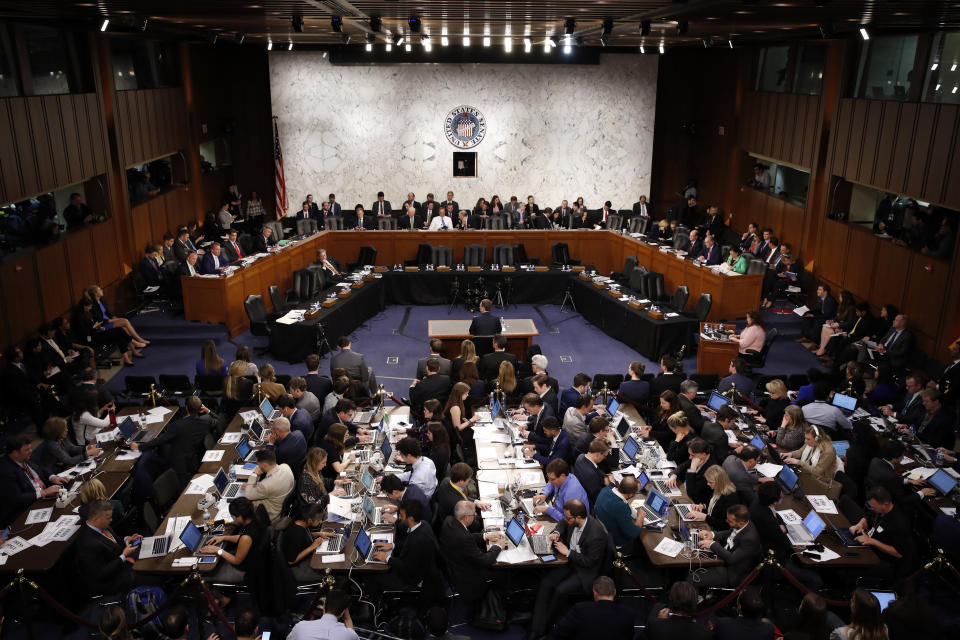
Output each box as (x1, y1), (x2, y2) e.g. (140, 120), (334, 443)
(117, 417), (137, 439)
(832, 440), (850, 457)
(380, 438), (392, 461)
(506, 518), (526, 547)
(606, 397), (620, 416)
(212, 468), (229, 495)
(707, 391), (729, 411)
(179, 521), (204, 552)
(622, 437), (640, 461)
(778, 465), (799, 492)
(248, 418), (264, 440)
(235, 439), (252, 461)
(259, 397), (274, 418)
(802, 510), (826, 538)
(832, 393), (857, 411)
(645, 490), (668, 515)
(749, 434), (766, 450)
(929, 469), (957, 495)
(353, 527), (372, 558)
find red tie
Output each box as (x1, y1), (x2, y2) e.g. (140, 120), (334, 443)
(233, 242), (241, 258)
(102, 529), (116, 543)
(21, 462), (44, 494)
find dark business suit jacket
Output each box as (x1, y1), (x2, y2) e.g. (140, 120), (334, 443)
(573, 454), (606, 506)
(709, 521), (762, 585)
(352, 214), (376, 230)
(330, 349), (370, 387)
(433, 480), (475, 530)
(698, 244), (722, 265)
(554, 516), (610, 591)
(253, 233), (276, 253)
(137, 413), (218, 485)
(222, 239), (245, 262)
(877, 328), (914, 369)
(534, 429), (571, 466)
(416, 355), (452, 380)
(916, 408), (956, 449)
(548, 599), (635, 640)
(441, 200), (460, 215)
(139, 257), (162, 286)
(681, 239), (703, 257)
(173, 239), (195, 262)
(479, 351), (517, 381)
(677, 394), (705, 432)
(0, 455), (52, 526)
(748, 500), (793, 561)
(469, 312), (502, 336)
(328, 201), (342, 216)
(439, 516), (500, 601)
(651, 373), (684, 397)
(304, 373), (333, 401)
(200, 251), (230, 274)
(76, 525), (132, 596)
(643, 615), (713, 640)
(388, 521), (439, 587)
(409, 373), (453, 410)
(371, 200), (392, 217)
(401, 214), (424, 230)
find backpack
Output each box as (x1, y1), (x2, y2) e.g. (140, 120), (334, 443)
(125, 585), (167, 638)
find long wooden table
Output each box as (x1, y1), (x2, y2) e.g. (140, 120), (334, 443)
(428, 318), (539, 361)
(182, 230), (763, 337)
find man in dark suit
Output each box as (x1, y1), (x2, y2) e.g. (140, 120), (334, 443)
(303, 354), (334, 401)
(717, 357), (756, 397)
(801, 284), (838, 341)
(548, 576), (634, 640)
(644, 581), (713, 640)
(440, 501), (504, 608)
(76, 500), (141, 596)
(667, 195), (697, 227)
(531, 208), (551, 230)
(317, 399), (365, 443)
(130, 396), (219, 485)
(222, 229), (245, 262)
(740, 222), (759, 251)
(409, 358), (452, 410)
(277, 393), (314, 443)
(416, 340), (452, 380)
(69, 367), (114, 409)
(479, 334), (517, 381)
(631, 195), (650, 220)
(936, 340), (960, 408)
(440, 191), (459, 216)
(315, 248), (342, 281)
(371, 499), (440, 594)
(199, 242), (230, 274)
(433, 463), (490, 527)
(172, 228), (198, 262)
(351, 205), (375, 230)
(572, 440), (610, 506)
(677, 379), (705, 433)
(379, 474), (433, 525)
(0, 434), (64, 526)
(317, 200), (334, 228)
(703, 205), (726, 240)
(371, 191), (392, 218)
(695, 504), (762, 588)
(559, 373), (592, 418)
(590, 201), (615, 229)
(469, 298), (502, 336)
(63, 192), (94, 229)
(179, 251), (200, 278)
(532, 374), (559, 416)
(651, 356), (684, 397)
(679, 228), (703, 258)
(252, 226), (277, 253)
(401, 204), (424, 230)
(862, 313), (913, 369)
(511, 202), (530, 229)
(712, 587), (776, 640)
(880, 373), (924, 425)
(521, 395), (557, 446)
(304, 194), (321, 219)
(327, 193), (342, 217)
(865, 440), (917, 505)
(523, 418), (570, 467)
(696, 235), (722, 265)
(530, 500), (610, 639)
(556, 200), (574, 228)
(330, 336), (374, 393)
(908, 389), (956, 449)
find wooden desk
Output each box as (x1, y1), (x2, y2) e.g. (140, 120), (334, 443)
(638, 485), (723, 569)
(697, 323), (740, 378)
(428, 318), (539, 361)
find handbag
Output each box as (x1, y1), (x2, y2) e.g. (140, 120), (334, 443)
(469, 588), (508, 632)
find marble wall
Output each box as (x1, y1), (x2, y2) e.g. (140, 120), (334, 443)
(269, 53), (658, 212)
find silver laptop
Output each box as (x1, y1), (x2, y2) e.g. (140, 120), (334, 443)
(212, 467), (244, 501)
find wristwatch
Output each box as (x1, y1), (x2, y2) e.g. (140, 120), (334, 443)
(217, 548), (223, 557)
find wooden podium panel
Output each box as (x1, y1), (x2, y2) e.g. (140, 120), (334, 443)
(428, 318), (538, 360)
(697, 322), (740, 378)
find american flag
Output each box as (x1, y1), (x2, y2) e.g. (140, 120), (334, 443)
(273, 118), (287, 219)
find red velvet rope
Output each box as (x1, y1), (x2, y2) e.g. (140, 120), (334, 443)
(694, 566), (761, 617)
(777, 566), (850, 608)
(199, 579), (235, 634)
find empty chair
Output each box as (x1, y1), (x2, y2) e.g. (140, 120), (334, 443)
(492, 244), (514, 266)
(673, 227), (690, 250)
(346, 246), (377, 271)
(628, 217), (648, 234)
(405, 243), (433, 267)
(690, 373), (719, 391)
(628, 267), (649, 297)
(747, 259), (766, 274)
(195, 374), (225, 399)
(326, 217), (345, 230)
(296, 219), (318, 236)
(485, 215), (506, 230)
(551, 242), (580, 266)
(244, 294), (272, 354)
(670, 285), (690, 311)
(592, 374), (624, 393)
(647, 271), (665, 301)
(158, 374), (193, 397)
(378, 217), (398, 230)
(514, 243), (539, 265)
(683, 293), (712, 321)
(124, 375), (157, 398)
(432, 245), (453, 267)
(152, 469), (182, 513)
(611, 256), (638, 283)
(463, 244), (485, 267)
(287, 269), (316, 303)
(606, 213), (623, 231)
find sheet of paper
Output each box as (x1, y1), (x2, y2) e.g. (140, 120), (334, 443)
(96, 429), (120, 443)
(477, 470), (510, 485)
(239, 410), (260, 422)
(202, 450), (225, 462)
(941, 507), (957, 517)
(116, 449), (141, 461)
(786, 286), (802, 293)
(1, 537), (32, 556)
(725, 429), (740, 444)
(900, 456), (915, 465)
(807, 495), (839, 514)
(496, 540), (538, 564)
(148, 406), (170, 415)
(476, 446), (498, 461)
(906, 467), (937, 481)
(809, 547), (841, 563)
(776, 509), (802, 525)
(220, 432), (242, 444)
(756, 462), (784, 478)
(653, 537), (685, 558)
(144, 413), (167, 425)
(184, 474), (215, 495)
(172, 557), (198, 567)
(321, 553), (346, 563)
(25, 507), (54, 525)
(328, 495), (361, 520)
(231, 464), (255, 477)
(793, 305), (810, 316)
(478, 481), (501, 499)
(518, 470), (545, 487)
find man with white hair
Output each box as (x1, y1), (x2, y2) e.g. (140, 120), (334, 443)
(266, 416), (307, 470)
(439, 500), (505, 608)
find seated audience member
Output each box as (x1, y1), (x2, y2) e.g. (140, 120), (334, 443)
(559, 373), (593, 417)
(677, 379), (705, 432)
(31, 416), (98, 473)
(77, 478), (123, 523)
(439, 500), (505, 608)
(562, 393), (599, 444)
(713, 586), (775, 640)
(759, 378), (790, 428)
(523, 417), (570, 467)
(694, 504), (761, 588)
(896, 388), (955, 449)
(770, 404), (808, 451)
(491, 359), (519, 404)
(231, 345), (259, 377)
(253, 225), (277, 253)
(394, 437), (438, 498)
(196, 339), (227, 376)
(379, 473), (432, 525)
(370, 499), (440, 595)
(425, 422), (451, 481)
(289, 376), (322, 422)
(733, 310), (766, 357)
(644, 581), (712, 640)
(243, 448), (295, 524)
(648, 391), (682, 447)
(459, 361), (487, 403)
(533, 459), (590, 521)
(267, 417), (308, 471)
(318, 423), (352, 482)
(685, 465), (743, 530)
(276, 393), (313, 443)
(548, 576), (634, 640)
(619, 361), (650, 405)
(72, 387), (113, 444)
(129, 396), (218, 485)
(76, 500), (141, 596)
(223, 361), (254, 415)
(666, 437), (719, 505)
(855, 313), (912, 370)
(665, 411), (695, 465)
(479, 333), (518, 381)
(830, 590), (887, 640)
(258, 363), (287, 402)
(434, 462), (489, 526)
(417, 339), (453, 380)
(410, 357), (453, 410)
(573, 416), (619, 471)
(593, 476), (645, 548)
(724, 245), (748, 274)
(139, 244), (163, 286)
(816, 290), (857, 357)
(782, 425), (840, 498)
(298, 447), (332, 510)
(529, 500), (608, 639)
(200, 497), (269, 591)
(0, 434), (67, 525)
(700, 404), (736, 460)
(697, 235), (722, 265)
(802, 382), (852, 436)
(717, 357), (755, 396)
(573, 439), (611, 506)
(801, 285), (838, 342)
(721, 444), (765, 498)
(451, 338), (479, 381)
(879, 373), (925, 426)
(846, 487), (917, 580)
(282, 503), (336, 582)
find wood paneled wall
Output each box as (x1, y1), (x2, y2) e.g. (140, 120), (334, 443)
(0, 94), (109, 203)
(114, 88), (188, 168)
(739, 92), (822, 170)
(129, 187), (195, 255)
(829, 99), (960, 210)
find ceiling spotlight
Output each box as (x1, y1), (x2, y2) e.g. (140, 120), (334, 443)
(600, 36), (609, 47)
(370, 17), (382, 33)
(952, 63), (958, 71)
(563, 43), (572, 54)
(640, 20), (651, 36)
(395, 35), (403, 46)
(385, 42), (392, 52)
(423, 36), (432, 52)
(859, 27), (869, 40)
(288, 42), (293, 50)
(602, 19), (613, 37)
(728, 39), (734, 48)
(564, 18), (576, 35)
(405, 43), (411, 52)
(267, 41), (273, 50)
(331, 17), (342, 32)
(931, 63), (939, 71)
(100, 18), (109, 32)
(504, 37), (512, 52)
(408, 17), (421, 33)
(342, 34), (351, 45)
(483, 36), (490, 47)
(523, 38), (531, 53)
(953, 85), (958, 94)
(463, 36), (471, 46)
(322, 50), (327, 58)
(659, 43), (665, 54)
(292, 15), (304, 33)
(548, 36), (558, 48)
(640, 45), (646, 53)
(677, 20), (689, 35)
(441, 35), (449, 46)
(366, 42), (372, 52)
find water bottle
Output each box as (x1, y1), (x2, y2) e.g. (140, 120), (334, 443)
(936, 449), (945, 466)
(229, 466), (237, 482)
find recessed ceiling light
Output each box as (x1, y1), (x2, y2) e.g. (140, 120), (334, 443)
(859, 27), (870, 40)
(504, 37), (512, 52)
(705, 17), (718, 21)
(932, 63), (939, 71)
(952, 63), (958, 72)
(735, 10), (753, 15)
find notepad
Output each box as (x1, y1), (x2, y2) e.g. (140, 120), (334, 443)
(202, 450), (224, 462)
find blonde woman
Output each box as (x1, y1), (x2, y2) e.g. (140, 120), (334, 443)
(299, 447), (331, 509)
(685, 466), (743, 530)
(78, 478), (122, 522)
(196, 339), (227, 376)
(783, 425), (840, 499)
(759, 379), (789, 426)
(666, 411), (694, 464)
(258, 363), (286, 402)
(452, 339), (478, 380)
(769, 405), (807, 451)
(493, 360), (518, 402)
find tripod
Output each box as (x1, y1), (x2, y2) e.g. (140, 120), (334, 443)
(493, 281), (506, 310)
(315, 321), (333, 357)
(448, 278), (462, 314)
(560, 285), (577, 313)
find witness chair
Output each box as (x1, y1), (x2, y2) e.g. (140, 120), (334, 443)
(325, 217), (345, 230)
(484, 215), (506, 230)
(628, 217), (649, 235)
(123, 375), (157, 399)
(346, 246), (377, 271)
(432, 245), (454, 267)
(606, 213), (623, 231)
(405, 243), (433, 267)
(296, 219), (318, 236)
(463, 244), (485, 267)
(592, 374), (624, 393)
(551, 242), (580, 266)
(158, 374), (193, 398)
(669, 285), (690, 312)
(683, 293), (713, 321)
(378, 217), (398, 230)
(514, 242), (539, 265)
(244, 294), (272, 355)
(269, 285), (292, 314)
(492, 244), (514, 266)
(611, 256), (638, 283)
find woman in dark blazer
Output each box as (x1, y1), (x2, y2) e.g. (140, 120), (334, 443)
(685, 465), (744, 530)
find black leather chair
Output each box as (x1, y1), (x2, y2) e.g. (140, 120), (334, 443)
(347, 246), (377, 271)
(673, 227), (690, 250)
(406, 243), (433, 267)
(296, 219), (318, 236)
(628, 267), (649, 297)
(747, 259), (766, 274)
(690, 373), (719, 391)
(263, 220), (284, 240)
(612, 256), (638, 283)
(432, 245), (453, 267)
(269, 285), (292, 314)
(551, 242), (580, 266)
(244, 294), (272, 355)
(463, 244), (485, 267)
(683, 293), (713, 321)
(606, 213), (623, 231)
(628, 216), (650, 235)
(124, 375), (157, 398)
(592, 374), (624, 393)
(670, 285), (690, 312)
(647, 271), (665, 301)
(492, 244), (514, 266)
(484, 215), (506, 230)
(237, 232), (254, 255)
(743, 327), (778, 370)
(514, 243), (539, 265)
(287, 269), (317, 303)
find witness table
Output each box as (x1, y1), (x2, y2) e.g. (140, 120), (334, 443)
(697, 323), (740, 378)
(428, 319), (539, 361)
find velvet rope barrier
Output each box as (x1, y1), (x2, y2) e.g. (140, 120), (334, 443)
(693, 566), (762, 617)
(198, 577), (235, 634)
(777, 566), (849, 608)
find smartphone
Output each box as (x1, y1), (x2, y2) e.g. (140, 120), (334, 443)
(130, 537), (142, 547)
(1, 528), (9, 538)
(540, 554), (556, 562)
(199, 556), (217, 564)
(261, 632), (271, 640)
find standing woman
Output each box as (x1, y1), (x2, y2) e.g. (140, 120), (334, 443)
(451, 339), (478, 381)
(84, 285), (149, 347)
(443, 382), (481, 462)
(196, 339), (228, 377)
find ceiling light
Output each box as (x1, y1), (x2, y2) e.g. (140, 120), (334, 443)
(523, 38), (531, 53)
(931, 63), (939, 71)
(463, 36), (470, 46)
(405, 43), (411, 52)
(291, 15), (303, 33)
(640, 45), (645, 53)
(728, 39), (734, 48)
(322, 50), (328, 58)
(331, 17), (342, 32)
(235, 33), (245, 44)
(365, 42), (372, 52)
(100, 19), (109, 31)
(859, 27), (870, 40)
(395, 36), (403, 46)
(385, 42), (392, 52)
(548, 36), (558, 48)
(370, 17), (382, 32)
(423, 38), (432, 52)
(935, 83), (941, 91)
(408, 17), (421, 33)
(952, 63), (958, 72)
(483, 36), (490, 47)
(441, 36), (449, 46)
(288, 42), (293, 50)
(953, 86), (959, 94)
(504, 37), (512, 52)
(267, 41), (273, 50)
(659, 43), (665, 54)
(564, 18), (576, 35)
(563, 43), (572, 54)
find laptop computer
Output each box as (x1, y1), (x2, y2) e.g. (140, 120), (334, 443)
(640, 489), (669, 523)
(832, 440), (850, 458)
(244, 418), (264, 443)
(138, 532), (173, 559)
(869, 591), (897, 612)
(360, 466), (377, 494)
(777, 465), (800, 493)
(785, 510), (826, 546)
(117, 416), (156, 444)
(505, 517), (527, 548)
(620, 436), (641, 464)
(928, 469), (958, 496)
(259, 397), (280, 422)
(749, 433), (766, 450)
(212, 467), (245, 501)
(636, 470), (650, 492)
(707, 391), (730, 412)
(363, 495), (385, 525)
(354, 409), (376, 424)
(353, 527), (393, 563)
(606, 397), (621, 418)
(178, 521), (217, 556)
(380, 438), (395, 466)
(831, 393), (857, 413)
(235, 438), (256, 463)
(675, 503), (697, 520)
(490, 397), (504, 420)
(613, 414), (631, 439)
